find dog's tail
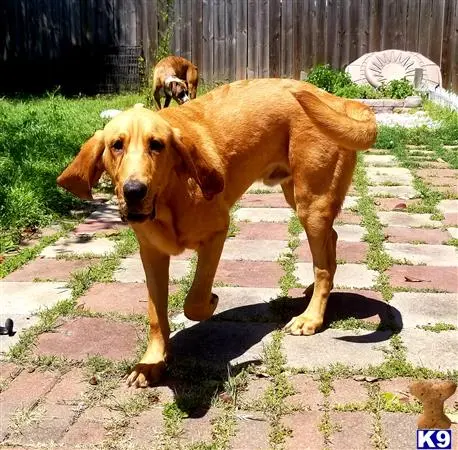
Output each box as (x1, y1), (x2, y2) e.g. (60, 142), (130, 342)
(292, 89), (377, 151)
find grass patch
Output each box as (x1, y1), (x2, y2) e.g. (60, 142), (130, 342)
(367, 384), (388, 450)
(445, 238), (458, 247)
(259, 331), (294, 449)
(328, 317), (379, 331)
(10, 404), (46, 432)
(162, 401), (188, 442)
(316, 368), (340, 449)
(353, 156), (394, 302)
(227, 202), (240, 238)
(278, 213), (303, 297)
(69, 228), (138, 299)
(0, 92), (143, 247)
(417, 322), (457, 333)
(169, 254), (197, 314)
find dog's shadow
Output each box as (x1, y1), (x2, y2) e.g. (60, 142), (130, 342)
(157, 291), (403, 419)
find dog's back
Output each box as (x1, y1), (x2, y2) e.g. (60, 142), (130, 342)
(153, 56), (197, 86)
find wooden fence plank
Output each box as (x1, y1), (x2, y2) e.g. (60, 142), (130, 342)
(259, 0), (269, 77)
(358, 0), (370, 56)
(368, 0), (382, 52)
(429, 0), (445, 64)
(235, 0), (247, 80)
(191, 0), (203, 72)
(405, 0), (420, 52)
(172, 0), (181, 55)
(225, 0), (236, 81)
(268, 0), (281, 77)
(201, 0), (214, 83)
(418, 0), (434, 57)
(281, 0), (293, 77)
(302, 0), (313, 71)
(247, 0), (257, 78)
(292, 0), (303, 77)
(213, 0), (225, 79)
(181, 0), (192, 60)
(349, 0), (360, 63)
(441, 0), (457, 89)
(325, 0), (337, 66)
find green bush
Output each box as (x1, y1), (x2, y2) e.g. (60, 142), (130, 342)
(334, 84), (382, 99)
(306, 64), (353, 94)
(378, 78), (415, 99)
(306, 65), (416, 100)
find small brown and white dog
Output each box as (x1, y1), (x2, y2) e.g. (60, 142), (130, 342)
(152, 56), (198, 110)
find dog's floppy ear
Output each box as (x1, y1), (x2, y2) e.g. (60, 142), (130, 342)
(57, 130), (105, 200)
(172, 129), (224, 201)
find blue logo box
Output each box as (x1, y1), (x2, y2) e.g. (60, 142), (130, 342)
(417, 430), (452, 449)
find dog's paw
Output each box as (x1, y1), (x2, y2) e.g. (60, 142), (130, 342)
(283, 315), (322, 336)
(184, 293), (219, 321)
(126, 361), (166, 388)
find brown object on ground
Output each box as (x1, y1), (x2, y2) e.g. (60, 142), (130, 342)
(57, 79), (376, 387)
(410, 380), (456, 429)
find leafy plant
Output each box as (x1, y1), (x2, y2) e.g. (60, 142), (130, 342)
(306, 65), (416, 100)
(378, 78), (415, 99)
(334, 84), (382, 99)
(306, 64), (353, 94)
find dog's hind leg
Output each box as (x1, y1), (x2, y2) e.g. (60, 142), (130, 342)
(281, 179), (296, 210)
(184, 229), (227, 321)
(284, 202), (338, 335)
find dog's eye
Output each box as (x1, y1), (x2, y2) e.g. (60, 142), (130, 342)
(112, 139), (123, 152)
(149, 139), (164, 153)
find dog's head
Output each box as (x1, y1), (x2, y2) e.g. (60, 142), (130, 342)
(165, 77), (190, 104)
(57, 105), (224, 223)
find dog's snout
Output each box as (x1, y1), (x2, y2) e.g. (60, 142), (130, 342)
(123, 180), (147, 203)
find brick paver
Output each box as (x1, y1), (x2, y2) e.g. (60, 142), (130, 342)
(35, 317), (139, 361)
(3, 258), (97, 282)
(295, 263), (378, 289)
(40, 235), (116, 257)
(1, 143), (458, 449)
(387, 264), (458, 292)
(384, 242), (457, 266)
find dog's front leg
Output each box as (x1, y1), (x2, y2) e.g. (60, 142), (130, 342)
(184, 230), (227, 321)
(164, 94), (172, 108)
(126, 245), (170, 387)
(153, 90), (162, 110)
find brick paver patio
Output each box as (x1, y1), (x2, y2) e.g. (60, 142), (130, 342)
(0, 149), (457, 449)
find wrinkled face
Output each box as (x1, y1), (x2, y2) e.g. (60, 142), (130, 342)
(102, 108), (177, 222)
(170, 81), (190, 104)
(56, 106), (225, 223)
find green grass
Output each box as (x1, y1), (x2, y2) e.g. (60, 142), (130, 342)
(376, 102), (458, 170)
(227, 202), (241, 238)
(277, 213), (303, 297)
(417, 322), (457, 333)
(259, 331), (294, 449)
(0, 92), (143, 251)
(169, 254), (198, 314)
(353, 156), (394, 302)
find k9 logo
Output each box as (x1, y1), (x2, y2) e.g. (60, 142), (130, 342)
(417, 430), (452, 449)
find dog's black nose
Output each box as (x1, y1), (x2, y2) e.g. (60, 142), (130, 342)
(123, 180), (147, 203)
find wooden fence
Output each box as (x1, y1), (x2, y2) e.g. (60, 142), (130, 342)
(172, 0), (457, 91)
(0, 0), (457, 93)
